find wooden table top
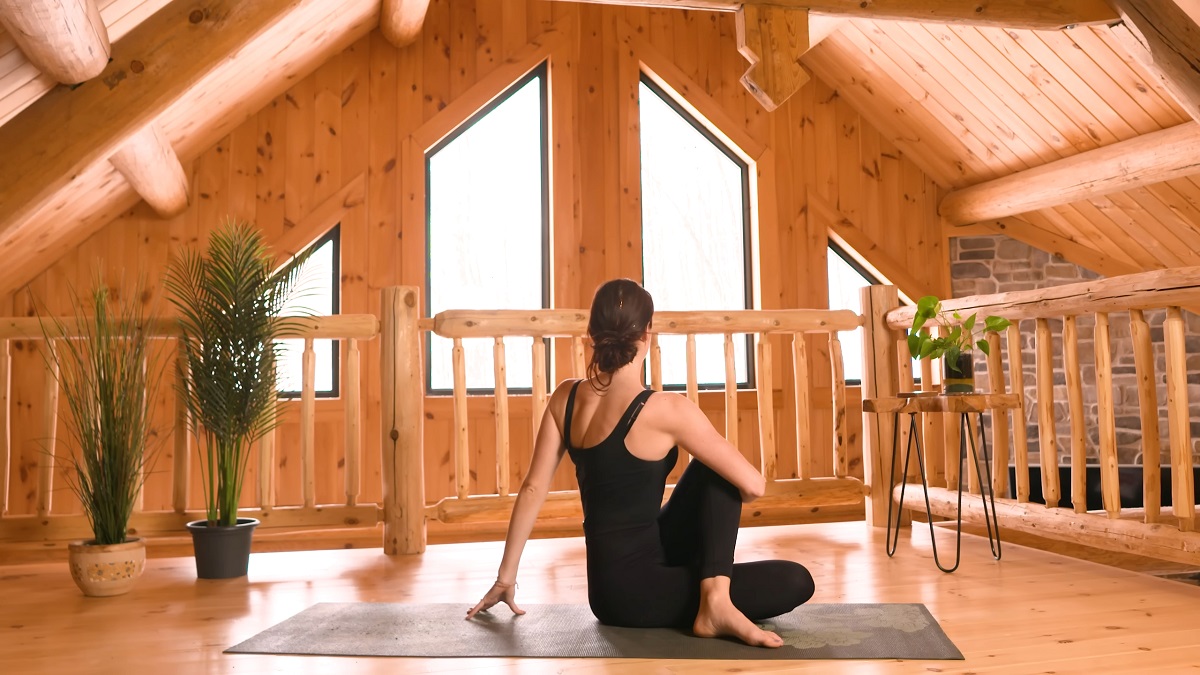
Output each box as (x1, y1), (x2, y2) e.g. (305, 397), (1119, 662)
(862, 392), (1022, 414)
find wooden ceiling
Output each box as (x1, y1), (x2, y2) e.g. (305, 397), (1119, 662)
(0, 0), (1199, 292)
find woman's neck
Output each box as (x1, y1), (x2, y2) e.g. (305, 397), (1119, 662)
(598, 357), (647, 391)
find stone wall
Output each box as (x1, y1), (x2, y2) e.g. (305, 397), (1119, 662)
(950, 236), (1200, 468)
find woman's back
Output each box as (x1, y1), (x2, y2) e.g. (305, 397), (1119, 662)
(562, 380), (678, 534)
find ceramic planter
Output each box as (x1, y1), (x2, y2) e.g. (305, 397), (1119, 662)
(68, 537), (146, 597)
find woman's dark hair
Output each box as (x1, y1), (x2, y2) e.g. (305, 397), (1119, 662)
(587, 279), (654, 390)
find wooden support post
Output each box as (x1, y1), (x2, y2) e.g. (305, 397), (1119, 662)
(686, 334), (700, 406)
(792, 334), (811, 480)
(381, 286), (426, 555)
(1130, 309), (1161, 523)
(0, 0), (110, 84)
(920, 356), (945, 489)
(344, 338), (362, 507)
(173, 341), (190, 513)
(0, 338), (8, 516)
(1035, 318), (1060, 508)
(39, 342), (59, 518)
(571, 336), (585, 380)
(735, 5), (810, 111)
(859, 285), (900, 528)
(1094, 313), (1121, 518)
(259, 424), (275, 510)
(301, 338), (316, 509)
(108, 124), (190, 218)
(452, 337), (469, 501)
(531, 338), (548, 439)
(756, 334), (777, 480)
(1164, 307), (1195, 531)
(1063, 316), (1088, 513)
(829, 333), (847, 479)
(494, 338), (511, 496)
(1007, 323), (1031, 503)
(724, 334), (738, 448)
(941, 327), (961, 490)
(985, 332), (1010, 499)
(650, 333), (663, 392)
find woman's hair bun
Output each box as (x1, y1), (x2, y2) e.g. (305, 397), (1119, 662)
(586, 280), (654, 388)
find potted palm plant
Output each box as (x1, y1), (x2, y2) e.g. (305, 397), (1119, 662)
(165, 221), (310, 579)
(907, 295), (1011, 394)
(41, 281), (162, 597)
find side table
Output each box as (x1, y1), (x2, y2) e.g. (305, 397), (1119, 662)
(863, 392), (1021, 573)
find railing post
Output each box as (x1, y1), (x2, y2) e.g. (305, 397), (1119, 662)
(0, 338), (9, 517)
(382, 286), (426, 554)
(860, 285), (900, 527)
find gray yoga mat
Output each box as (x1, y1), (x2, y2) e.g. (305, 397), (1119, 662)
(226, 602), (963, 660)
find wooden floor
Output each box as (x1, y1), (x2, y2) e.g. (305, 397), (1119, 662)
(4, 521), (1200, 674)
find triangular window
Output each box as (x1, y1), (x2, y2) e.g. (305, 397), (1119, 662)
(278, 225), (340, 397)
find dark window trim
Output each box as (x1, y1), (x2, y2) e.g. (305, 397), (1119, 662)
(425, 63), (551, 396)
(278, 224), (341, 399)
(638, 73), (756, 390)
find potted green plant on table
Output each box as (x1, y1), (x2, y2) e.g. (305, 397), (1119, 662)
(41, 281), (162, 597)
(906, 295), (1011, 394)
(165, 221), (310, 579)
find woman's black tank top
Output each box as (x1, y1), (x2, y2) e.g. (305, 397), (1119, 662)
(564, 380), (679, 535)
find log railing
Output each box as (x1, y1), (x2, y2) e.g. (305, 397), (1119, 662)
(381, 286), (867, 554)
(863, 268), (1200, 565)
(0, 314), (381, 552)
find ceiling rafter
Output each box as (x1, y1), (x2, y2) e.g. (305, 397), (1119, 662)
(0, 0), (110, 84)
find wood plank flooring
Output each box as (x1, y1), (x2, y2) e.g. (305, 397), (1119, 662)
(3, 522), (1199, 674)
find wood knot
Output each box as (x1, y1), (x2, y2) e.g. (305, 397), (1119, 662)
(189, 9), (204, 23)
(404, 293), (415, 308)
(389, 429), (399, 441)
(130, 60), (144, 74)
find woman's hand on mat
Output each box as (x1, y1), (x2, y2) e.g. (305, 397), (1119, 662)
(465, 580), (525, 620)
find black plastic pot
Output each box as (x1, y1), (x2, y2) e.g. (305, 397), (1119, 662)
(186, 518), (259, 579)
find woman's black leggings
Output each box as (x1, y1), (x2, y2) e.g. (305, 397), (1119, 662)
(584, 460), (815, 628)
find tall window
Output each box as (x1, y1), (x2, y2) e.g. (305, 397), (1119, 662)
(639, 75), (753, 388)
(426, 64), (549, 393)
(278, 225), (340, 397)
(827, 242), (876, 385)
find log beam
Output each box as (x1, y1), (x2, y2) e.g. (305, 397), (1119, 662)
(0, 0), (110, 84)
(736, 6), (810, 111)
(108, 124), (190, 218)
(939, 123), (1200, 225)
(380, 0), (430, 48)
(546, 0), (1116, 29)
(1108, 0), (1200, 124)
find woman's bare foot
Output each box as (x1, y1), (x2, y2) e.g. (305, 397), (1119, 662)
(692, 577), (783, 648)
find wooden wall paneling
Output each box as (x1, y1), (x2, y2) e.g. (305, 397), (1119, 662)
(900, 22), (1062, 167)
(1070, 27), (1188, 129)
(981, 28), (1127, 148)
(672, 11), (700, 88)
(501, 0), (528, 57)
(837, 22), (999, 181)
(549, 14), (581, 380)
(255, 97), (288, 243)
(284, 74), (317, 226)
(1091, 24), (1191, 123)
(422, 0), (452, 122)
(528, 0), (554, 37)
(1148, 181), (1200, 236)
(1119, 187), (1200, 262)
(450, 0), (479, 104)
(313, 55), (344, 211)
(804, 35), (963, 188)
(1092, 194), (1188, 268)
(961, 27), (1096, 152)
(224, 121), (257, 225)
(615, 20), (643, 281)
(810, 79), (838, 204)
(695, 12), (720, 102)
(1059, 202), (1156, 270)
(475, 0), (500, 74)
(1035, 29), (1160, 137)
(1104, 192), (1199, 266)
(861, 20), (1032, 178)
(575, 5), (608, 301)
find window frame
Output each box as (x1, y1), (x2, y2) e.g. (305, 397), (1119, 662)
(277, 224), (341, 400)
(423, 62), (552, 396)
(638, 73), (756, 390)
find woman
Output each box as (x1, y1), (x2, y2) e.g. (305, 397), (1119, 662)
(466, 279), (815, 648)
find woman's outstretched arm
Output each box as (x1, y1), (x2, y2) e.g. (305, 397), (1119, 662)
(659, 394), (766, 502)
(466, 384), (570, 619)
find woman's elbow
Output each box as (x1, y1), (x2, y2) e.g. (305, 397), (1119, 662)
(741, 475), (767, 502)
